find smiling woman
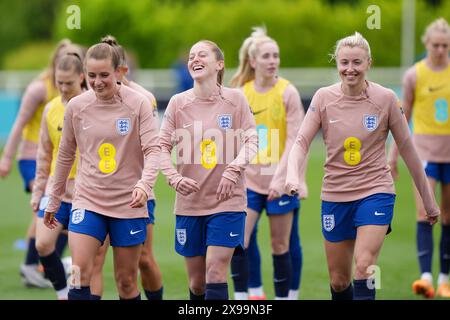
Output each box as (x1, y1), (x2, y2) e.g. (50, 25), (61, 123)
(286, 31), (440, 300)
(159, 40), (258, 300)
(44, 42), (161, 300)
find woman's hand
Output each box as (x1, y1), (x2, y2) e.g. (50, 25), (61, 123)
(176, 177), (200, 196)
(44, 211), (58, 229)
(130, 187), (148, 208)
(216, 177), (236, 201)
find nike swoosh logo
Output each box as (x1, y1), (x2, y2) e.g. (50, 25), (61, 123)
(374, 211), (385, 216)
(183, 124), (192, 128)
(274, 278), (287, 283)
(279, 201), (290, 206)
(417, 250), (429, 257)
(428, 85), (446, 92)
(253, 108), (268, 115)
(329, 119), (340, 124)
(130, 230), (143, 235)
(229, 232), (239, 237)
(82, 125), (92, 130)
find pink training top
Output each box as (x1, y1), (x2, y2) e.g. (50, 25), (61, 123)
(3, 80), (48, 161)
(286, 81), (439, 216)
(159, 86), (258, 216)
(31, 100), (75, 206)
(244, 82), (307, 196)
(126, 80), (159, 201)
(46, 85), (160, 219)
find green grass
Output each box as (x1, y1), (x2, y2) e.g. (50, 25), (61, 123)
(0, 140), (444, 299)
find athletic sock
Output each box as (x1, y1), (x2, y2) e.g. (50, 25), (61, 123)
(144, 286), (163, 300)
(353, 279), (376, 300)
(330, 283), (353, 300)
(205, 283), (228, 300)
(273, 252), (292, 299)
(55, 233), (68, 257)
(290, 212), (302, 293)
(247, 227), (262, 288)
(39, 251), (67, 291)
(25, 238), (40, 265)
(440, 225), (450, 275)
(68, 286), (91, 300)
(189, 288), (205, 300)
(417, 221), (433, 274)
(231, 249), (248, 299)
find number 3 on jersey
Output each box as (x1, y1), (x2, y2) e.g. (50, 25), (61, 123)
(343, 137), (361, 166)
(98, 143), (117, 174)
(201, 139), (217, 169)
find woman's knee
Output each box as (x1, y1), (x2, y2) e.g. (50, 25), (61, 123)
(35, 238), (55, 256)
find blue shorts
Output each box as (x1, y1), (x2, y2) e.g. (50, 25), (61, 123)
(175, 212), (246, 257)
(321, 193), (396, 242)
(37, 196), (71, 229)
(18, 160), (36, 193)
(247, 189), (300, 215)
(424, 162), (450, 184)
(147, 200), (155, 225)
(69, 209), (147, 247)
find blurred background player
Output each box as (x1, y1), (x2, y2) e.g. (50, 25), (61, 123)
(101, 35), (164, 300)
(388, 18), (450, 298)
(0, 39), (78, 288)
(30, 52), (86, 299)
(44, 42), (160, 300)
(159, 40), (258, 300)
(229, 27), (307, 300)
(286, 32), (440, 300)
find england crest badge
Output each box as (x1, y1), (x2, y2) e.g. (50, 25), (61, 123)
(71, 209), (85, 225)
(363, 115), (378, 131)
(323, 214), (335, 232)
(217, 114), (232, 130)
(176, 228), (187, 246)
(116, 118), (131, 135)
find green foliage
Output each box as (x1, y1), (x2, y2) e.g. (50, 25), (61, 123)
(3, 42), (56, 70)
(2, 0), (450, 69)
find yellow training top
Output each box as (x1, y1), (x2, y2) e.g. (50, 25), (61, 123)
(413, 60), (450, 135)
(243, 78), (289, 164)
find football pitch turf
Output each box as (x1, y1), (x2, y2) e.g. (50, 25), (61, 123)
(0, 140), (443, 300)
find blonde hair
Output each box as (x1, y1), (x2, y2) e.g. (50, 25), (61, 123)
(39, 39), (73, 86)
(331, 32), (372, 61)
(422, 18), (450, 44)
(230, 26), (276, 88)
(196, 40), (225, 85)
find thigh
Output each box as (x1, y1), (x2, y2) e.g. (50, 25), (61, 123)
(185, 255), (206, 284)
(175, 215), (206, 257)
(268, 211), (293, 248)
(206, 245), (235, 283)
(324, 239), (355, 282)
(141, 223), (154, 258)
(244, 208), (260, 248)
(36, 216), (63, 248)
(113, 244), (142, 275)
(440, 182), (450, 224)
(69, 231), (102, 284)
